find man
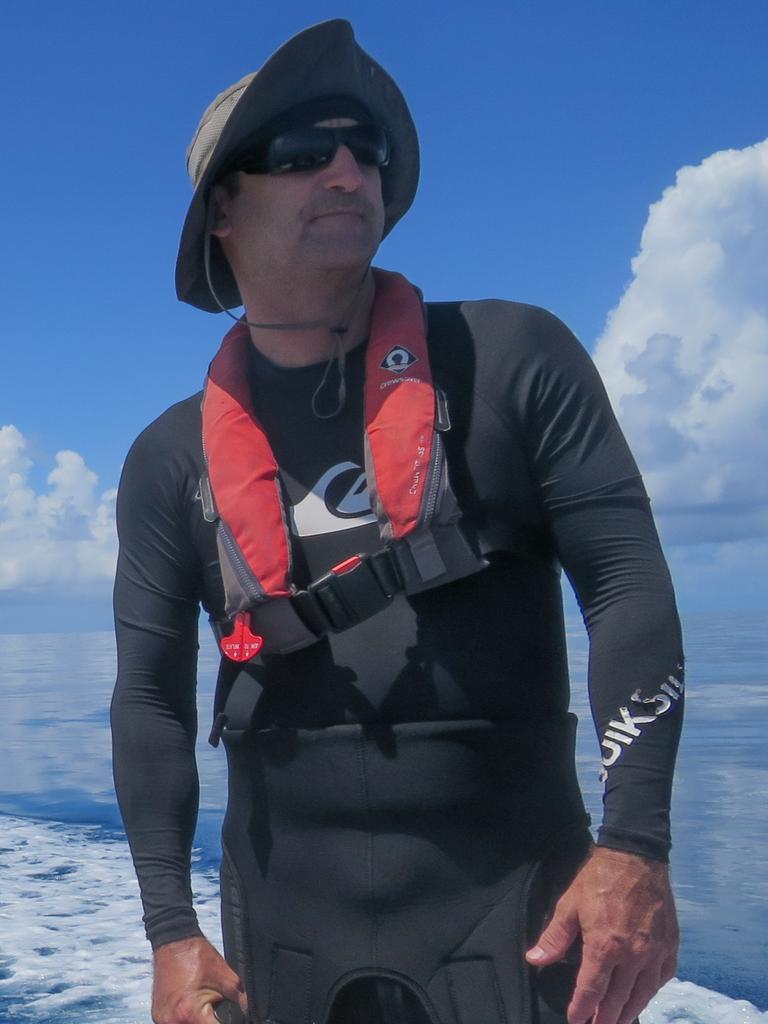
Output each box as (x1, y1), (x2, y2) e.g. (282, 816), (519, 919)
(112, 19), (684, 1024)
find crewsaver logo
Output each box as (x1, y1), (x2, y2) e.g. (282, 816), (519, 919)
(381, 346), (418, 374)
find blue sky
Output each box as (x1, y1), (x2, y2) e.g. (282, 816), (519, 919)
(2, 0), (767, 630)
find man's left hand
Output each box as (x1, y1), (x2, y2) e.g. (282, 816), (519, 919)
(525, 846), (679, 1024)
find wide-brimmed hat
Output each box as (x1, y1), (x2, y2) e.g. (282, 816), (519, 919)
(175, 19), (420, 312)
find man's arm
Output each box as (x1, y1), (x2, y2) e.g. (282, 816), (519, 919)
(111, 418), (247, 1023)
(529, 487), (682, 1024)
(511, 308), (684, 1024)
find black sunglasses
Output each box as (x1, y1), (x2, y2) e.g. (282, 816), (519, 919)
(233, 124), (390, 175)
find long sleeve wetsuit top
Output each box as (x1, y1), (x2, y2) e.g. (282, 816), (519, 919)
(112, 300), (684, 956)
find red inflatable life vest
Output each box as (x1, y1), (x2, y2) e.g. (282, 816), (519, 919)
(200, 269), (485, 661)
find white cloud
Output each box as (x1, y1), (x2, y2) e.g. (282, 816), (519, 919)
(0, 425), (117, 592)
(593, 139), (768, 547)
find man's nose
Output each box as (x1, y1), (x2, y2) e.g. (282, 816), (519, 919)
(321, 144), (366, 190)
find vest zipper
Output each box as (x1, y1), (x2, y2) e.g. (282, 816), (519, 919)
(420, 431), (443, 527)
(418, 390), (450, 528)
(218, 520), (266, 606)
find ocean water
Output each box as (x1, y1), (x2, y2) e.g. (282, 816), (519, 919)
(0, 612), (766, 1023)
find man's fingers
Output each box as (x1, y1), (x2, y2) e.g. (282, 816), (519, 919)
(210, 996), (248, 1023)
(573, 961), (666, 1024)
(590, 964), (641, 1024)
(208, 962), (247, 1018)
(221, 978), (248, 1014)
(614, 966), (662, 1024)
(566, 953), (614, 1024)
(660, 952), (677, 986)
(526, 905), (579, 966)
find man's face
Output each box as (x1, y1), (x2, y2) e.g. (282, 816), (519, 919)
(212, 118), (386, 280)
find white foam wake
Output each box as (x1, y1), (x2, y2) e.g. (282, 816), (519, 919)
(642, 980), (768, 1023)
(0, 814), (221, 1023)
(0, 815), (764, 1023)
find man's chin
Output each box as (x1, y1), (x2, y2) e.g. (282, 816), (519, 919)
(303, 233), (381, 271)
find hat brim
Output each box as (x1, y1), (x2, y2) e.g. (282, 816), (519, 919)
(175, 19), (419, 312)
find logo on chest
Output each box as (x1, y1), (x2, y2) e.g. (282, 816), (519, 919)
(290, 461), (376, 537)
(380, 345), (418, 374)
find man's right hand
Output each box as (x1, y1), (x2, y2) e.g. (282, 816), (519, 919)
(152, 936), (248, 1024)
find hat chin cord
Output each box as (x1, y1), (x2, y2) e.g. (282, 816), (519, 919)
(203, 223), (370, 419)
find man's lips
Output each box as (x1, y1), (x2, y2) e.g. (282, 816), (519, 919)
(310, 208), (366, 221)
(307, 199), (371, 222)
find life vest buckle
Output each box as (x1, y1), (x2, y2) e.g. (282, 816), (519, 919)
(304, 551), (399, 632)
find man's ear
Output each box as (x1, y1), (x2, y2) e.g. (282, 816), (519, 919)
(209, 184), (232, 238)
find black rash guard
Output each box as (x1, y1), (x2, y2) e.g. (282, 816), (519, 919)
(111, 300), (684, 954)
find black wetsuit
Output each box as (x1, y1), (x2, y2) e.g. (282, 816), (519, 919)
(112, 301), (684, 1024)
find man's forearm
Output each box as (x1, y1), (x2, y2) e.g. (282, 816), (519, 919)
(587, 592), (684, 861)
(111, 661), (203, 948)
(556, 499), (685, 858)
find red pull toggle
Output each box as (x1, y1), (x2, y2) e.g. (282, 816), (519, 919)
(220, 613), (264, 662)
(331, 554), (363, 575)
